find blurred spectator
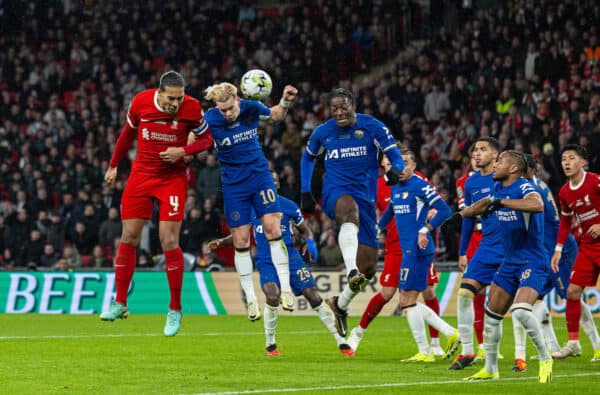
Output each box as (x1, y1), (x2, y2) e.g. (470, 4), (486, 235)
(70, 221), (95, 255)
(39, 243), (60, 268)
(99, 207), (122, 250)
(19, 229), (45, 266)
(194, 153), (221, 204)
(319, 232), (343, 268)
(61, 245), (82, 269)
(193, 241), (225, 272)
(90, 245), (111, 268)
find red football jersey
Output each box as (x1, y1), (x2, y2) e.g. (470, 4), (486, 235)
(455, 172), (471, 209)
(377, 170), (431, 254)
(559, 171), (600, 245)
(377, 176), (400, 254)
(127, 89), (205, 174)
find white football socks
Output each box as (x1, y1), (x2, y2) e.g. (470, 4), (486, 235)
(315, 301), (345, 345)
(234, 249), (257, 304)
(457, 292), (475, 355)
(263, 304), (278, 347)
(405, 305), (432, 355)
(269, 239), (292, 293)
(338, 223), (359, 274)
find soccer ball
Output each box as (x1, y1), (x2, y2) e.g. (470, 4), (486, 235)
(240, 69), (272, 101)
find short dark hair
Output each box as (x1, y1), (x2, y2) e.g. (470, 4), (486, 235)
(159, 71), (185, 90)
(504, 150), (527, 174)
(561, 144), (587, 159)
(327, 88), (355, 106)
(476, 136), (500, 152)
(523, 153), (537, 172)
(400, 147), (416, 162)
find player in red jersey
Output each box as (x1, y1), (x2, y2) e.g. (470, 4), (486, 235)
(551, 144), (600, 360)
(100, 71), (213, 336)
(347, 153), (445, 355)
(455, 156), (487, 360)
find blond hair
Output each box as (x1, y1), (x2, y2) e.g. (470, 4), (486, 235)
(204, 82), (238, 102)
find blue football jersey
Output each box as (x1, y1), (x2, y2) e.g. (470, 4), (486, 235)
(205, 100), (271, 184)
(305, 113), (396, 203)
(531, 177), (577, 256)
(252, 196), (304, 259)
(491, 178), (546, 263)
(459, 171), (503, 255)
(381, 175), (451, 256)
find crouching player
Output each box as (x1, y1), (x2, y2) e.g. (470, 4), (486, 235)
(209, 173), (353, 357)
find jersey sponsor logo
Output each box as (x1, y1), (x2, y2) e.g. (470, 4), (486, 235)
(497, 210), (518, 222)
(217, 137), (232, 146)
(141, 128), (177, 142)
(326, 146), (368, 159)
(393, 204), (410, 214)
(577, 209), (599, 222)
(327, 149), (339, 159)
(354, 130), (364, 139)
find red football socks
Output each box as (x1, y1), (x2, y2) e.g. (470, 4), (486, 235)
(165, 247), (184, 311)
(359, 292), (387, 329)
(473, 293), (486, 344)
(566, 298), (582, 340)
(114, 242), (137, 305)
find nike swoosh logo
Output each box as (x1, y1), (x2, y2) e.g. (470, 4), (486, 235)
(167, 267), (179, 271)
(168, 211), (178, 216)
(114, 264), (127, 268)
(384, 197), (390, 202)
(140, 118), (151, 122)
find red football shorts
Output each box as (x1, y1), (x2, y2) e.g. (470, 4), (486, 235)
(570, 242), (600, 287)
(466, 230), (483, 260)
(380, 251), (402, 287)
(380, 251), (439, 287)
(120, 170), (187, 221)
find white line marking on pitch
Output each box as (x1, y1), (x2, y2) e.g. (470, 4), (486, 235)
(0, 330), (327, 340)
(182, 372), (600, 395)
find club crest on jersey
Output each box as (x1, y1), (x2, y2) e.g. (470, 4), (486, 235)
(354, 130), (364, 139)
(142, 128), (150, 140)
(171, 119), (178, 129)
(584, 194), (591, 206)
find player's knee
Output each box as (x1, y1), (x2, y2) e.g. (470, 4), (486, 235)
(458, 284), (476, 301)
(566, 286), (583, 300)
(335, 195), (359, 223)
(264, 225), (282, 240)
(263, 283), (280, 305)
(120, 231), (141, 246)
(159, 235), (179, 251)
(303, 288), (322, 308)
(422, 287), (435, 300)
(380, 287), (396, 301)
(510, 303), (533, 323)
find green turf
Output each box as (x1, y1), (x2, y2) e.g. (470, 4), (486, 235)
(0, 314), (598, 394)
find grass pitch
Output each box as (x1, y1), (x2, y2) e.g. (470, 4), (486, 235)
(1, 314), (598, 394)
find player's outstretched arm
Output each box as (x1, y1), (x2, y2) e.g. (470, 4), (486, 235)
(461, 196), (492, 217)
(497, 192), (543, 213)
(270, 85), (298, 122)
(208, 235), (233, 250)
(382, 146), (405, 185)
(296, 222), (318, 262)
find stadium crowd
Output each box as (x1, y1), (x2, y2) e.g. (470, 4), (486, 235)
(1, 0), (600, 270)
